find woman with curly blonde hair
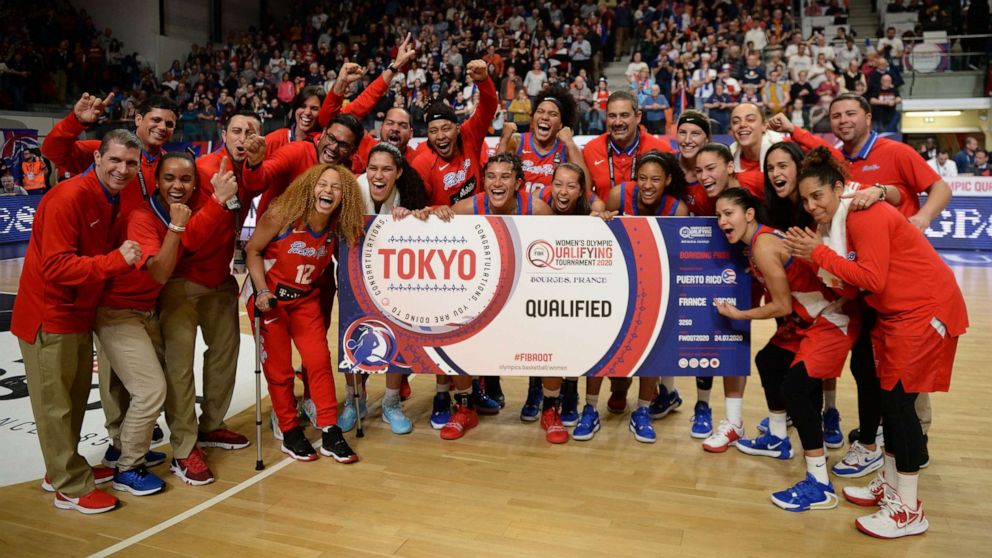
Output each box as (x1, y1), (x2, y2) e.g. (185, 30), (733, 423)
(245, 163), (364, 464)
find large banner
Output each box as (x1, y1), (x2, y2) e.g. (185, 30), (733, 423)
(0, 129), (39, 186)
(337, 216), (751, 377)
(924, 176), (992, 251)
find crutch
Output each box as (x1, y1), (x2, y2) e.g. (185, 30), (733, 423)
(253, 308), (265, 470)
(351, 371), (365, 438)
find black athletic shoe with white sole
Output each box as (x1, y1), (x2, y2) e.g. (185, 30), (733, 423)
(320, 426), (359, 464)
(280, 427), (318, 462)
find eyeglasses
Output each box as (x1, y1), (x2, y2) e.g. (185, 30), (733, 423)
(324, 133), (355, 152)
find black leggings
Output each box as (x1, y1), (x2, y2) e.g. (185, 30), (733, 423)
(755, 342), (823, 450)
(851, 309), (883, 445)
(696, 376), (713, 391)
(881, 381), (922, 473)
(755, 342), (793, 411)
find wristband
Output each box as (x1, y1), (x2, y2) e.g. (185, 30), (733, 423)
(168, 224), (186, 233)
(388, 64), (399, 73)
(257, 288), (271, 296)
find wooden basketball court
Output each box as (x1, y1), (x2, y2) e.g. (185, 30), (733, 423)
(0, 254), (989, 557)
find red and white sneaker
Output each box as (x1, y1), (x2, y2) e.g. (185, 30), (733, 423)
(540, 406), (568, 444)
(170, 446), (216, 485)
(856, 492), (929, 539)
(702, 419), (744, 453)
(440, 405), (478, 440)
(42, 466), (114, 492)
(843, 472), (894, 507)
(54, 488), (118, 515)
(400, 376), (412, 401)
(198, 428), (250, 449)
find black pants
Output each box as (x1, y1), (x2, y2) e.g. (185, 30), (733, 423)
(881, 381), (922, 473)
(696, 376), (713, 391)
(756, 342), (824, 450)
(851, 309), (882, 446)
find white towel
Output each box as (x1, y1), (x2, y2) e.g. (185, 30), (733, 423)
(730, 129), (785, 173)
(816, 182), (860, 289)
(358, 173), (400, 215)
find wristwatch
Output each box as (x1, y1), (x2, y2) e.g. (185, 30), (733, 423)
(874, 184), (887, 201)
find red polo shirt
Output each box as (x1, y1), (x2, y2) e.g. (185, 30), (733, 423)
(842, 132), (940, 218)
(582, 127), (674, 200)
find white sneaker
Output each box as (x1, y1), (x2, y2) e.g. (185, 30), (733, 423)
(843, 472), (893, 507)
(832, 440), (884, 478)
(856, 491), (928, 539)
(270, 410), (283, 441)
(702, 419), (744, 453)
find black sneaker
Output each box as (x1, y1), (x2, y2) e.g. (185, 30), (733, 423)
(151, 423), (165, 444)
(472, 379), (501, 416)
(320, 426), (359, 464)
(920, 434), (929, 469)
(848, 427), (860, 445)
(483, 376), (505, 408)
(280, 427), (318, 462)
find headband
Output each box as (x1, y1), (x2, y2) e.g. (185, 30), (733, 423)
(677, 113), (711, 136)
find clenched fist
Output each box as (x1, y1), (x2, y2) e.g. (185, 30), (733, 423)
(466, 59), (489, 83)
(169, 203), (191, 227)
(118, 240), (142, 265)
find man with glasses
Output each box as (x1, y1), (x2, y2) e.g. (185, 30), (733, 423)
(247, 113), (365, 217)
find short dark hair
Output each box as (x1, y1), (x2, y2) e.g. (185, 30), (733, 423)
(100, 129), (141, 154)
(224, 110), (262, 130)
(485, 153), (524, 181)
(938, 148), (950, 156)
(606, 90), (639, 112)
(155, 151), (198, 183)
(829, 92), (871, 114)
(292, 85), (326, 113)
(698, 143), (733, 163)
(138, 95), (179, 117)
(329, 113), (365, 147)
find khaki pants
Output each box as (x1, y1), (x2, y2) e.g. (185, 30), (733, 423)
(916, 392), (931, 435)
(94, 307), (167, 471)
(19, 330), (96, 497)
(159, 276), (240, 457)
(96, 337), (128, 449)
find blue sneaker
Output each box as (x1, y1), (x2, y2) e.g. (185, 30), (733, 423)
(560, 383), (580, 426)
(648, 386), (683, 419)
(112, 466), (165, 496)
(571, 404), (601, 441)
(381, 399), (413, 435)
(822, 408), (844, 448)
(337, 396), (368, 433)
(472, 379), (501, 416)
(757, 414), (794, 433)
(430, 392), (452, 430)
(690, 401), (713, 439)
(629, 407), (656, 443)
(102, 446), (167, 468)
(770, 473), (839, 512)
(736, 431), (795, 459)
(519, 377), (542, 422)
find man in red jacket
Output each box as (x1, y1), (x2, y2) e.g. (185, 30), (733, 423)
(42, 93), (182, 468)
(41, 93), (180, 219)
(13, 130), (144, 514)
(581, 90), (674, 200)
(155, 111), (268, 456)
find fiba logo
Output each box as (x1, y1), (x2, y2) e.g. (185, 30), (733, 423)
(721, 268), (737, 284)
(526, 239), (560, 270)
(680, 225), (712, 239)
(340, 318), (403, 373)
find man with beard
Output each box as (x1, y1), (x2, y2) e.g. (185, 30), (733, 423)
(248, 114), (365, 217)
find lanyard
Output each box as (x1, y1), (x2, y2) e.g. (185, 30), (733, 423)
(607, 134), (639, 189)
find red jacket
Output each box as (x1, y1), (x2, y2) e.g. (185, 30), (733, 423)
(411, 77), (498, 207)
(318, 74), (391, 130)
(811, 202), (968, 338)
(40, 112), (173, 220)
(170, 149), (266, 288)
(244, 140), (320, 218)
(100, 194), (228, 310)
(582, 127), (674, 200)
(12, 170), (131, 340)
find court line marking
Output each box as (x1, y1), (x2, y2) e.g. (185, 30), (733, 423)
(89, 452), (299, 558)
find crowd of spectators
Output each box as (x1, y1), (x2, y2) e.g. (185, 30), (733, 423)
(1, 0), (988, 142)
(915, 135), (991, 177)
